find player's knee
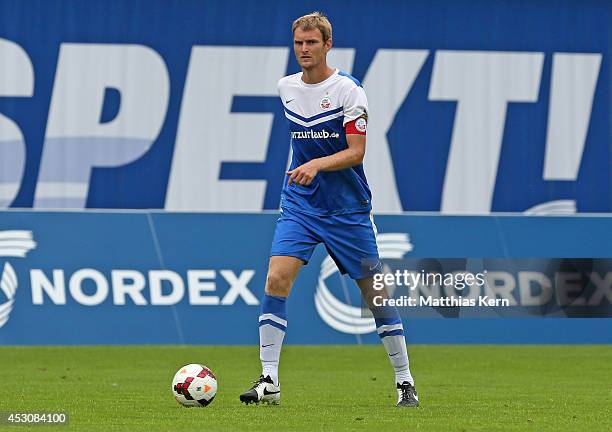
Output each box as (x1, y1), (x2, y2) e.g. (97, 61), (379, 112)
(356, 277), (379, 303)
(265, 272), (291, 296)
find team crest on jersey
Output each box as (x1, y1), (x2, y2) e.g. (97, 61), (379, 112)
(320, 96), (332, 110)
(355, 117), (367, 132)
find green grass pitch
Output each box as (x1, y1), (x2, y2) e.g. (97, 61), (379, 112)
(0, 345), (610, 431)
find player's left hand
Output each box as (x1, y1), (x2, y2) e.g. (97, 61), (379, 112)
(287, 160), (320, 186)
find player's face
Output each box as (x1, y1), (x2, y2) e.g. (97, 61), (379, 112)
(293, 27), (331, 70)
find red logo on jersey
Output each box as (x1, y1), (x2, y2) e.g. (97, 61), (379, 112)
(320, 96), (332, 110)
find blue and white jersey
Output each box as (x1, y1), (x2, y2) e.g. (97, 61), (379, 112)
(278, 68), (372, 215)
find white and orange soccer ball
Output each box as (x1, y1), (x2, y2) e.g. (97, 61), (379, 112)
(172, 364), (217, 407)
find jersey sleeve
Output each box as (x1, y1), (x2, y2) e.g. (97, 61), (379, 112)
(342, 86), (369, 126)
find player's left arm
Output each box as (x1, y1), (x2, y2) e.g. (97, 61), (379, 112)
(287, 85), (368, 186)
(286, 127), (365, 186)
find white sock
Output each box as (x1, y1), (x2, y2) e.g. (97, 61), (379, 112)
(259, 324), (285, 385)
(381, 335), (414, 385)
(258, 295), (287, 386)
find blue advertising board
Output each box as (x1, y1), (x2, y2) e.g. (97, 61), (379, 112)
(0, 0), (608, 213)
(0, 211), (610, 345)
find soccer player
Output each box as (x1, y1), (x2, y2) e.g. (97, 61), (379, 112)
(239, 12), (418, 408)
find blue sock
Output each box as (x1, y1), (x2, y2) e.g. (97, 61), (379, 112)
(373, 305), (404, 337)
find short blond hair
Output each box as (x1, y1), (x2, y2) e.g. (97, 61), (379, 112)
(292, 12), (332, 42)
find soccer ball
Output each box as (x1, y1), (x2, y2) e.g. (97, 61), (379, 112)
(172, 364), (217, 407)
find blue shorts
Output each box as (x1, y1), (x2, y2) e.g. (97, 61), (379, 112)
(270, 206), (380, 280)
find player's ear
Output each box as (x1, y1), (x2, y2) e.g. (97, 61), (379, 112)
(325, 37), (332, 52)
